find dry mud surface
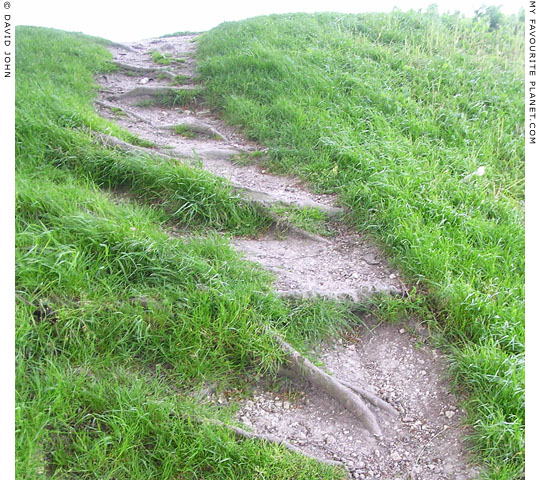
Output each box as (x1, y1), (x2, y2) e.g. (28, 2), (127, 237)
(232, 223), (403, 302)
(95, 35), (481, 479)
(228, 318), (480, 480)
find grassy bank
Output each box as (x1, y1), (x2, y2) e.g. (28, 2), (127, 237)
(15, 26), (349, 479)
(196, 10), (525, 479)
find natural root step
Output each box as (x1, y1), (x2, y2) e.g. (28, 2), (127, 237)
(170, 146), (241, 161)
(157, 119), (226, 140)
(116, 85), (199, 100)
(275, 336), (383, 436)
(112, 60), (176, 79)
(237, 186), (345, 219)
(337, 378), (399, 416)
(95, 100), (152, 124)
(269, 214), (332, 245)
(278, 367), (398, 417)
(95, 102), (224, 144)
(276, 285), (403, 304)
(109, 41), (139, 53)
(206, 418), (345, 468)
(92, 131), (174, 161)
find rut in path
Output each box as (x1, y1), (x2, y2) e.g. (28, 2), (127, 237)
(94, 35), (481, 480)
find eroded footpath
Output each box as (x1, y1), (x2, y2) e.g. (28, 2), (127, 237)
(94, 34), (480, 480)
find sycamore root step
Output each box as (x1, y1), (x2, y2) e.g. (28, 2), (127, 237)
(109, 42), (139, 53)
(279, 366), (399, 417)
(206, 418), (345, 468)
(337, 379), (399, 416)
(89, 133), (337, 248)
(115, 85), (199, 100)
(269, 213), (332, 245)
(95, 100), (226, 141)
(169, 145), (241, 161)
(95, 100), (152, 124)
(275, 285), (403, 304)
(92, 131), (174, 161)
(237, 186), (345, 218)
(157, 120), (226, 140)
(275, 336), (383, 436)
(112, 60), (176, 79)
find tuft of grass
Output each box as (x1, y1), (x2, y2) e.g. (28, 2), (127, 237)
(172, 123), (196, 138)
(151, 50), (189, 65)
(123, 70), (142, 77)
(151, 50), (172, 65)
(110, 106), (127, 116)
(135, 98), (153, 107)
(124, 133), (156, 148)
(270, 205), (335, 237)
(231, 150), (266, 166)
(197, 11), (524, 479)
(161, 31), (202, 38)
(135, 88), (204, 108)
(171, 73), (190, 84)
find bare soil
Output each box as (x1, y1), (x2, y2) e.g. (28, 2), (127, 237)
(232, 223), (403, 302)
(228, 316), (480, 480)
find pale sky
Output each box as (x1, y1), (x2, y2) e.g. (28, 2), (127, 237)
(18, 0), (525, 42)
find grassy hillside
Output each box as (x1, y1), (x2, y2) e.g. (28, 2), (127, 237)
(196, 10), (525, 479)
(15, 26), (349, 479)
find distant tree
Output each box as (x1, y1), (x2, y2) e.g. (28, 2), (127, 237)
(474, 5), (504, 31)
(425, 4), (439, 16)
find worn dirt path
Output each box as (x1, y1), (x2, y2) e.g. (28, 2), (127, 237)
(94, 34), (480, 480)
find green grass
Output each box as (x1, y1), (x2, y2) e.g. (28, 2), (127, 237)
(196, 10), (525, 479)
(161, 31), (202, 38)
(110, 106), (127, 116)
(124, 133), (156, 148)
(172, 123), (196, 138)
(151, 50), (172, 65)
(152, 50), (189, 65)
(270, 205), (335, 237)
(231, 150), (266, 166)
(171, 73), (190, 84)
(135, 87), (204, 108)
(15, 25), (349, 479)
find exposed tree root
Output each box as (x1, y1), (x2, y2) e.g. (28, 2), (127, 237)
(95, 101), (226, 144)
(206, 418), (345, 468)
(278, 367), (397, 418)
(116, 85), (198, 100)
(168, 145), (241, 161)
(156, 119), (226, 140)
(108, 41), (139, 53)
(269, 213), (332, 245)
(94, 100), (152, 124)
(237, 186), (345, 218)
(277, 284), (403, 303)
(337, 379), (399, 416)
(92, 131), (175, 160)
(275, 336), (383, 436)
(275, 288), (380, 304)
(112, 60), (176, 79)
